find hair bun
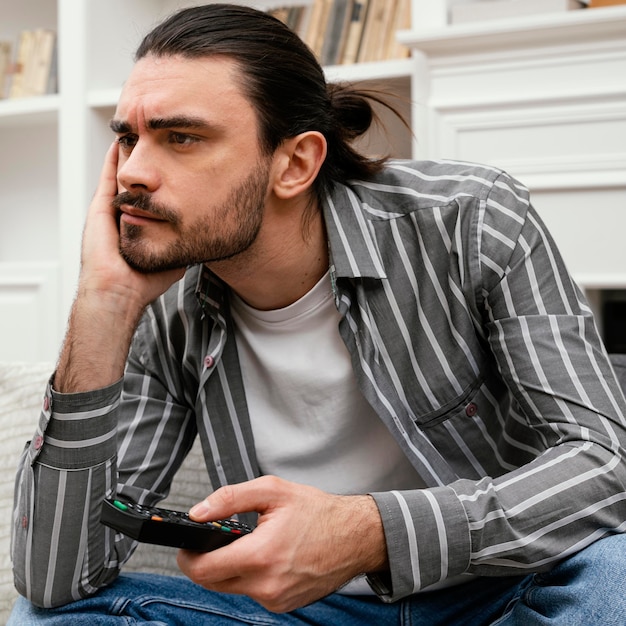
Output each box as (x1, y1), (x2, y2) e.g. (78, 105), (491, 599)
(327, 83), (374, 140)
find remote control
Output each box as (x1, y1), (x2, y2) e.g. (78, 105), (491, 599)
(100, 497), (252, 551)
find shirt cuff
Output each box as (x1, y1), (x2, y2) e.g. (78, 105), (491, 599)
(368, 487), (471, 601)
(27, 378), (123, 470)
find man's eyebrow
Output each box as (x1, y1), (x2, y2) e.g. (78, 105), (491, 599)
(110, 119), (132, 133)
(109, 116), (213, 134)
(147, 115), (212, 131)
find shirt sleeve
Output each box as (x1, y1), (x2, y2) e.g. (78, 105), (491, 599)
(11, 325), (198, 608)
(11, 379), (127, 608)
(369, 171), (626, 601)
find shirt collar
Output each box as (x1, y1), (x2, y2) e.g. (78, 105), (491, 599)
(195, 265), (229, 318)
(322, 181), (387, 281)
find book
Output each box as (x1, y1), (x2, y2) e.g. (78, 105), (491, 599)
(305, 0), (335, 60)
(0, 41), (11, 99)
(357, 0), (390, 63)
(588, 0), (626, 6)
(320, 0), (355, 66)
(377, 0), (401, 61)
(9, 29), (56, 98)
(273, 0), (409, 66)
(45, 34), (58, 95)
(304, 0), (325, 50)
(8, 30), (35, 98)
(386, 0), (412, 61)
(341, 0), (370, 64)
(450, 0), (584, 24)
(26, 29), (56, 97)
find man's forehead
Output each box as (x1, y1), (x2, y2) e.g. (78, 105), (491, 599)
(116, 55), (251, 119)
(114, 55), (249, 128)
(124, 53), (243, 93)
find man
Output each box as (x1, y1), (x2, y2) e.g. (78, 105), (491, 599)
(9, 4), (626, 624)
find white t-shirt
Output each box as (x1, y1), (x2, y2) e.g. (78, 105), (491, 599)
(230, 271), (425, 496)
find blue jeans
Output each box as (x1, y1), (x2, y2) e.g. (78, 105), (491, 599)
(9, 534), (626, 625)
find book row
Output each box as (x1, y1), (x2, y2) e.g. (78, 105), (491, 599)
(270, 0), (412, 67)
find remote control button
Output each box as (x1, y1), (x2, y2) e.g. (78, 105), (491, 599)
(151, 515), (163, 522)
(113, 500), (129, 511)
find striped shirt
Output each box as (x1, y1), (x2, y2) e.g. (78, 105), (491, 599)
(12, 159), (626, 607)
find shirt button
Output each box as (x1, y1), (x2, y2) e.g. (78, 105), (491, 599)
(43, 396), (50, 411)
(465, 402), (478, 417)
(34, 436), (44, 450)
(204, 355), (215, 368)
(22, 516), (28, 529)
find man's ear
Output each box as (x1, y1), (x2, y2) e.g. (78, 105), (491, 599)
(272, 131), (327, 200)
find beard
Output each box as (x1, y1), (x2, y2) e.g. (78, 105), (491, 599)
(113, 162), (270, 273)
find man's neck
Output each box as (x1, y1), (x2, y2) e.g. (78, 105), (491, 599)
(207, 205), (328, 311)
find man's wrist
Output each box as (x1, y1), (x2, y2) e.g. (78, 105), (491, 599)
(54, 292), (144, 393)
(337, 494), (389, 575)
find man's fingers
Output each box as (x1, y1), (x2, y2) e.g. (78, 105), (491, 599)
(189, 476), (289, 522)
(93, 141), (119, 200)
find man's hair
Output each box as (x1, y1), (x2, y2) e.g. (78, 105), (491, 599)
(135, 3), (403, 204)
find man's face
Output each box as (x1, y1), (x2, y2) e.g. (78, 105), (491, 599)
(111, 54), (271, 273)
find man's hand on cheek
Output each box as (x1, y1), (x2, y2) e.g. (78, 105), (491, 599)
(54, 143), (186, 394)
(176, 476), (388, 613)
(80, 142), (185, 310)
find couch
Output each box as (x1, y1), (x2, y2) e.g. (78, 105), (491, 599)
(1, 357), (625, 623)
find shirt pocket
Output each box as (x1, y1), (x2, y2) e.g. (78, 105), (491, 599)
(414, 376), (528, 479)
(413, 375), (485, 429)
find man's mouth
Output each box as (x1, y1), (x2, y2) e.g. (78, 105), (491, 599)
(119, 205), (167, 226)
(113, 192), (178, 228)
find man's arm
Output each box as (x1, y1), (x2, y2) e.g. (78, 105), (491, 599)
(370, 173), (626, 600)
(11, 361), (196, 608)
(12, 143), (186, 607)
(11, 380), (126, 607)
(55, 142), (184, 393)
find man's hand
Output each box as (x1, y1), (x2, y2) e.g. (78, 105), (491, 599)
(177, 476), (389, 613)
(54, 143), (185, 393)
(79, 142), (185, 309)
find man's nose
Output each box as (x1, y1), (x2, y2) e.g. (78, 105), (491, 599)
(116, 141), (160, 192)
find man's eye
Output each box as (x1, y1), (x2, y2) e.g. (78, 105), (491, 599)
(117, 135), (137, 150)
(169, 132), (198, 146)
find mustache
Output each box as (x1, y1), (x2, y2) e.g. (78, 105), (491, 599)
(112, 191), (178, 223)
